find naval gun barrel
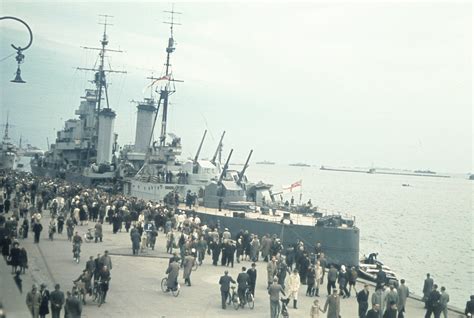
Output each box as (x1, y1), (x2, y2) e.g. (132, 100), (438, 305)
(211, 131), (226, 165)
(237, 149), (253, 184)
(218, 148), (233, 184)
(193, 130), (207, 163)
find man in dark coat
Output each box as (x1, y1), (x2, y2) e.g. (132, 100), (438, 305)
(65, 293), (82, 318)
(425, 284), (441, 318)
(367, 304), (380, 318)
(357, 284), (370, 318)
(166, 260), (180, 291)
(465, 295), (474, 316)
(423, 273), (434, 308)
(33, 222), (43, 243)
(246, 263), (257, 296)
(39, 283), (50, 318)
(49, 284), (64, 318)
(131, 230), (141, 255)
(236, 267), (250, 307)
(219, 270), (236, 309)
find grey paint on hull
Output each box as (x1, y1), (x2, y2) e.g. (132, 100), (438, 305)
(191, 210), (360, 267)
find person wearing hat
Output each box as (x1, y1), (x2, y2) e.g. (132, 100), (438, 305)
(26, 284), (41, 318)
(39, 283), (50, 318)
(323, 288), (341, 318)
(219, 270), (236, 309)
(287, 268), (301, 309)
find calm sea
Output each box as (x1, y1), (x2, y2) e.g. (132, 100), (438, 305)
(246, 164), (472, 309)
(18, 158), (472, 308)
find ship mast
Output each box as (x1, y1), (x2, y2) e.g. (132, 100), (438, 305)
(3, 113), (10, 141)
(158, 7), (182, 147)
(77, 15), (126, 112)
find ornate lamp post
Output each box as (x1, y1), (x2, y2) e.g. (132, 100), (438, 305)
(0, 16), (33, 83)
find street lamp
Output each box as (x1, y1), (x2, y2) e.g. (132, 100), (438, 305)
(0, 16), (33, 83)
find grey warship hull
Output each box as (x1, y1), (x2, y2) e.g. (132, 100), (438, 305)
(191, 210), (359, 267)
(30, 163), (114, 186)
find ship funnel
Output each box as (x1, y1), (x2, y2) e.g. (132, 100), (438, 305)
(134, 100), (156, 153)
(97, 108), (116, 164)
(11, 66), (26, 83)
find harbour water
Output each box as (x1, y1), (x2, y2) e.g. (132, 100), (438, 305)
(246, 164), (472, 309)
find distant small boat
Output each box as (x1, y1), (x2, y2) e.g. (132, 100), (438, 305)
(256, 160), (275, 165)
(289, 163), (310, 167)
(414, 170), (436, 174)
(402, 184), (410, 187)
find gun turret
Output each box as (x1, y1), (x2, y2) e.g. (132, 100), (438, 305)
(193, 130), (207, 163)
(237, 149), (253, 184)
(218, 148), (233, 184)
(211, 131), (226, 165)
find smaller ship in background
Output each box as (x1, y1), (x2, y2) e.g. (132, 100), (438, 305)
(0, 116), (19, 171)
(289, 163), (310, 167)
(414, 169), (436, 174)
(256, 160), (275, 165)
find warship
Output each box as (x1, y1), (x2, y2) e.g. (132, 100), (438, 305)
(30, 17), (125, 186)
(120, 11), (359, 266)
(0, 116), (19, 171)
(123, 9), (224, 201)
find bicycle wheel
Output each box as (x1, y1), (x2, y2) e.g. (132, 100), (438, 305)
(172, 284), (180, 297)
(161, 278), (168, 292)
(232, 293), (240, 310)
(246, 291), (254, 309)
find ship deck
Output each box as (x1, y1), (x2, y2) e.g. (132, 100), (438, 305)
(179, 203), (355, 229)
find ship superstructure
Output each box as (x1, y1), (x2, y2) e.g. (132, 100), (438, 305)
(124, 9), (223, 201)
(0, 116), (19, 171)
(30, 16), (125, 185)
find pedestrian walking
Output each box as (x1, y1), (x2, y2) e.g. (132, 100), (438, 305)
(372, 286), (384, 318)
(219, 270), (236, 309)
(367, 304), (381, 318)
(465, 295), (474, 316)
(39, 283), (50, 318)
(94, 222), (102, 243)
(439, 287), (449, 318)
(423, 273), (434, 308)
(65, 293), (82, 318)
(268, 277), (285, 318)
(322, 289), (341, 318)
(247, 263), (257, 296)
(49, 284), (65, 318)
(310, 298), (323, 318)
(267, 256), (278, 288)
(397, 279), (409, 318)
(183, 253), (195, 286)
(26, 284), (41, 318)
(32, 221), (43, 243)
(287, 268), (301, 309)
(357, 284), (370, 318)
(383, 301), (397, 318)
(326, 264), (338, 295)
(425, 284), (441, 318)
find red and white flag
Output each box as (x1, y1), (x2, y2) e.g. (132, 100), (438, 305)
(142, 74), (171, 93)
(283, 180), (302, 192)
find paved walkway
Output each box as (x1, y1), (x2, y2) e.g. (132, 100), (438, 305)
(0, 211), (466, 317)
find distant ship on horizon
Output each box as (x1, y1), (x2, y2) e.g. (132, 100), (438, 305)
(289, 163), (311, 167)
(414, 169), (436, 174)
(256, 160), (275, 165)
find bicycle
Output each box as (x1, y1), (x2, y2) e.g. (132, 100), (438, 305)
(245, 287), (255, 309)
(227, 286), (240, 310)
(93, 281), (106, 307)
(84, 228), (94, 243)
(73, 281), (87, 305)
(160, 277), (180, 297)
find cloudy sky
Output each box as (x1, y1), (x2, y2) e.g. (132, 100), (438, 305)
(1, 0), (471, 172)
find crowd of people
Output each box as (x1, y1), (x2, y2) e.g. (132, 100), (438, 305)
(1, 170), (473, 318)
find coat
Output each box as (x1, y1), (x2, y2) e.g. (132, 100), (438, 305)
(323, 294), (340, 318)
(166, 262), (180, 289)
(286, 273), (300, 292)
(423, 278), (434, 297)
(26, 290), (41, 313)
(131, 231), (141, 250)
(100, 255), (112, 270)
(268, 283), (285, 302)
(261, 237), (272, 258)
(267, 261), (278, 283)
(397, 284), (409, 310)
(50, 290), (65, 310)
(183, 255), (195, 279)
(66, 296), (82, 318)
(372, 289), (384, 311)
(39, 289), (50, 315)
(440, 291), (449, 309)
(219, 275), (236, 292)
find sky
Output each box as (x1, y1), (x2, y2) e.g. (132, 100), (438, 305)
(0, 1), (472, 173)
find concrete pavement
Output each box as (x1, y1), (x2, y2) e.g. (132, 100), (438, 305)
(0, 211), (466, 317)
